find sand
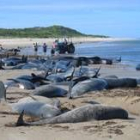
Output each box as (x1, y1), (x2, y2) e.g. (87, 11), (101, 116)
(0, 37), (135, 49)
(0, 39), (140, 140)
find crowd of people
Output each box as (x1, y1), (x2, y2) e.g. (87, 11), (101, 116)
(33, 38), (68, 56)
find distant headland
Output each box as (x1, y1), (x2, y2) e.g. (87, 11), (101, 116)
(0, 25), (108, 38)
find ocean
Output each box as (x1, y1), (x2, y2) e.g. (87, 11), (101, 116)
(75, 39), (140, 67)
(20, 39), (140, 67)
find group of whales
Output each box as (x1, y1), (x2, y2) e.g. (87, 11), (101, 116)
(0, 55), (139, 126)
(0, 81), (128, 126)
(1, 55), (121, 68)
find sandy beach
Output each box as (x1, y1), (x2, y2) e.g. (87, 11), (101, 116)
(0, 39), (140, 140)
(1, 0), (140, 138)
(0, 37), (135, 49)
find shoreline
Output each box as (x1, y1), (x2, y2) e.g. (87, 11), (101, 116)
(0, 37), (138, 49)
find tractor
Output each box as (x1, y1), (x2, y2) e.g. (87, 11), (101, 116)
(53, 40), (75, 54)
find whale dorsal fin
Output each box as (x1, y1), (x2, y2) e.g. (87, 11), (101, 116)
(16, 110), (25, 126)
(31, 73), (36, 77)
(92, 66), (101, 78)
(0, 81), (6, 101)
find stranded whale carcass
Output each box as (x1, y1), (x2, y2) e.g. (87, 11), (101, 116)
(15, 104), (128, 126)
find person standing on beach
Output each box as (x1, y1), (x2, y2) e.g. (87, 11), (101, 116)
(51, 46), (55, 56)
(33, 42), (38, 55)
(64, 38), (68, 46)
(51, 41), (57, 56)
(43, 43), (47, 55)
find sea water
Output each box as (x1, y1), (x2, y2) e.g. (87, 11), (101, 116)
(75, 39), (140, 67)
(20, 39), (140, 67)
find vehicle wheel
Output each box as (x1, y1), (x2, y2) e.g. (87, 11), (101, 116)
(59, 46), (66, 54)
(67, 43), (75, 54)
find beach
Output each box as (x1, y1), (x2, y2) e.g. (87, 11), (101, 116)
(0, 37), (135, 49)
(0, 38), (140, 140)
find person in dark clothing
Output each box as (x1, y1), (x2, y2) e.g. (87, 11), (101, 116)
(33, 42), (38, 55)
(51, 47), (55, 56)
(64, 38), (68, 45)
(43, 43), (47, 55)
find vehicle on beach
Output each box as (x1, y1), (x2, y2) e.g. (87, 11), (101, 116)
(52, 39), (75, 54)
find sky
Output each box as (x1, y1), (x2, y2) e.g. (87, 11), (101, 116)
(0, 0), (140, 38)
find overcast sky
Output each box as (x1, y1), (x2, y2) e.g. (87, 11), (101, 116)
(0, 0), (140, 38)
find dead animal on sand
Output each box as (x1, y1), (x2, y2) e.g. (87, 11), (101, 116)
(14, 104), (128, 126)
(0, 81), (61, 119)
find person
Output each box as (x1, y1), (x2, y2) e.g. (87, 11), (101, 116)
(51, 40), (58, 55)
(42, 43), (47, 55)
(51, 47), (55, 56)
(52, 41), (56, 49)
(64, 38), (68, 45)
(33, 42), (38, 55)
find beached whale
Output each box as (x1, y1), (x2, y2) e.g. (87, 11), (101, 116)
(71, 66), (101, 86)
(17, 95), (61, 108)
(53, 59), (72, 73)
(69, 66), (100, 78)
(88, 56), (113, 65)
(0, 81), (61, 118)
(11, 101), (61, 119)
(1, 57), (26, 66)
(68, 77), (137, 98)
(31, 84), (67, 97)
(10, 58), (47, 70)
(46, 67), (75, 83)
(16, 73), (50, 85)
(46, 74), (66, 83)
(16, 104), (128, 126)
(104, 78), (137, 89)
(5, 79), (35, 90)
(68, 78), (108, 98)
(21, 63), (47, 70)
(102, 75), (118, 79)
(4, 72), (50, 90)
